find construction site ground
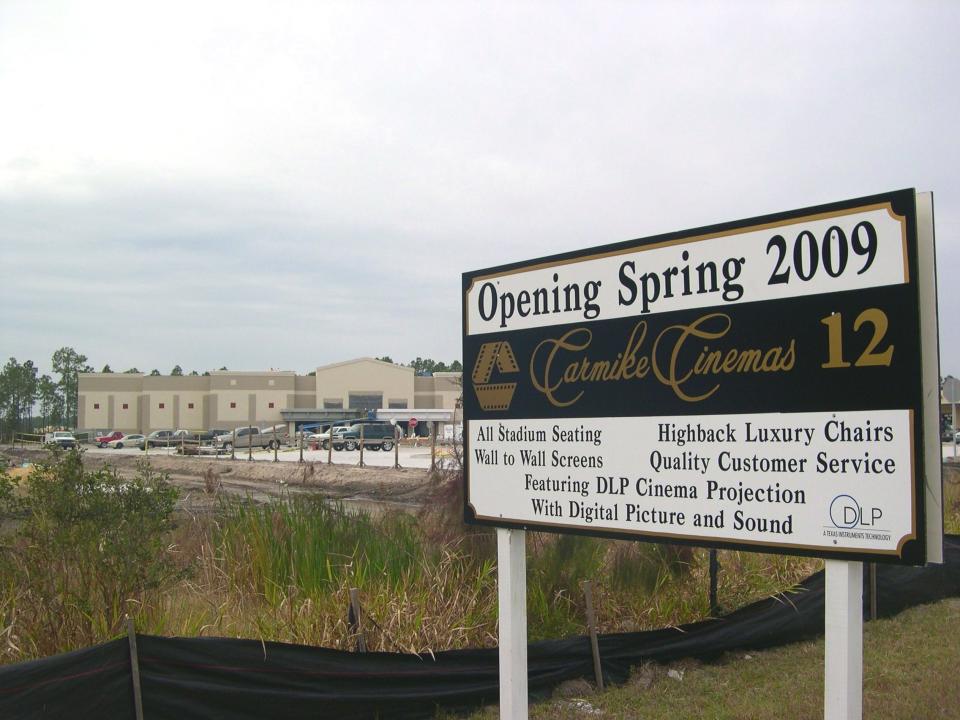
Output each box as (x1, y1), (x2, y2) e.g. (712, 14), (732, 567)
(1, 446), (442, 515)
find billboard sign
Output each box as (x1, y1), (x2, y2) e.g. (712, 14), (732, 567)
(463, 189), (938, 564)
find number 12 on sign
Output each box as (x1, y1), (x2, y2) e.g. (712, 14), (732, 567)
(821, 309), (894, 369)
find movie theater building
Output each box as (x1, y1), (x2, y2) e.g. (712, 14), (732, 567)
(77, 358), (462, 435)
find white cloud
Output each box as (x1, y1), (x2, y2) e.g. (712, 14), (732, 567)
(0, 0), (958, 378)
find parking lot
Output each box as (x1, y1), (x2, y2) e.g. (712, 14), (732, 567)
(82, 442), (450, 470)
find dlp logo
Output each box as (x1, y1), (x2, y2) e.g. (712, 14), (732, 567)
(829, 494), (884, 529)
(472, 341), (519, 411)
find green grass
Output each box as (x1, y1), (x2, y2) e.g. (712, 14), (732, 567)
(467, 598), (960, 720)
(1, 452), (957, 673)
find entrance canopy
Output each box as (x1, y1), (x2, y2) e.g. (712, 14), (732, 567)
(375, 409), (455, 423)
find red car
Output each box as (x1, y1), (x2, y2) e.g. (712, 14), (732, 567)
(95, 431), (124, 448)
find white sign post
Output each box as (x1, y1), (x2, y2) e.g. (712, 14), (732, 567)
(824, 560), (863, 720)
(497, 528), (528, 719)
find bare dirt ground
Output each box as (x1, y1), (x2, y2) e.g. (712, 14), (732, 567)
(2, 446), (438, 514)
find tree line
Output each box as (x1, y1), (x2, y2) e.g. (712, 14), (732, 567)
(0, 349), (232, 439)
(376, 357), (463, 375)
(0, 347), (92, 439)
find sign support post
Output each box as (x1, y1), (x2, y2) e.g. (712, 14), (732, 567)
(497, 527), (528, 719)
(824, 560), (863, 720)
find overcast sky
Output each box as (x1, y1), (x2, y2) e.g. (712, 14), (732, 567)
(1, 0), (958, 380)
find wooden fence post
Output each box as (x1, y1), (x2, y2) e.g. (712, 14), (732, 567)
(273, 425), (278, 463)
(126, 617), (145, 720)
(394, 425), (400, 469)
(231, 428), (236, 461)
(349, 588), (368, 652)
(582, 580), (604, 691)
(328, 426), (333, 465)
(359, 424), (365, 467)
(429, 422), (437, 471)
(709, 549), (720, 616)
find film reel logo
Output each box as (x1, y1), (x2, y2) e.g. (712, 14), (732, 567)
(472, 341), (519, 411)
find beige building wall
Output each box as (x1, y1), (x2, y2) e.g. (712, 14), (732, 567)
(79, 364), (462, 433)
(79, 373), (145, 431)
(113, 392), (141, 430)
(208, 371), (294, 428)
(414, 373), (463, 411)
(216, 391), (253, 423)
(314, 358), (415, 409)
(83, 392), (111, 429)
(148, 392), (176, 428)
(252, 391), (287, 423)
(178, 390), (207, 430)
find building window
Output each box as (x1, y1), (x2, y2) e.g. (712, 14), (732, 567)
(349, 393), (383, 413)
(159, 403), (165, 409)
(388, 400), (407, 409)
(188, 403), (194, 409)
(323, 399), (343, 409)
(93, 403), (100, 410)
(230, 402), (237, 409)
(268, 402), (275, 409)
(122, 403), (129, 410)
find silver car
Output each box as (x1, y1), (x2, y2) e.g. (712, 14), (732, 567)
(108, 433), (145, 449)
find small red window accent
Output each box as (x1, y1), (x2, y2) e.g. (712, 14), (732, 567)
(93, 403), (100, 410)
(122, 403), (129, 410)
(230, 402), (236, 409)
(268, 402), (275, 409)
(188, 403), (194, 409)
(159, 403), (165, 409)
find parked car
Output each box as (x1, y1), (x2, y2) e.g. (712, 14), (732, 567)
(338, 422), (397, 451)
(942, 424), (955, 442)
(95, 431), (124, 448)
(108, 433), (145, 449)
(45, 431), (77, 449)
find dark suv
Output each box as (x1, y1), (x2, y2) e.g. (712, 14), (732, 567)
(338, 422), (397, 451)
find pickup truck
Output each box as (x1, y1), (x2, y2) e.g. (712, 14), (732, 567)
(312, 426), (350, 451)
(213, 425), (288, 452)
(141, 430), (177, 448)
(44, 431), (77, 449)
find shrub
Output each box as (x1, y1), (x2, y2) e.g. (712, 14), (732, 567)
(2, 450), (179, 658)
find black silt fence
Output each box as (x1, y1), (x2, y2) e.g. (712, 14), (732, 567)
(2, 535), (959, 719)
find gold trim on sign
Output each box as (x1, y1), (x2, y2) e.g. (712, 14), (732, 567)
(464, 201), (910, 335)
